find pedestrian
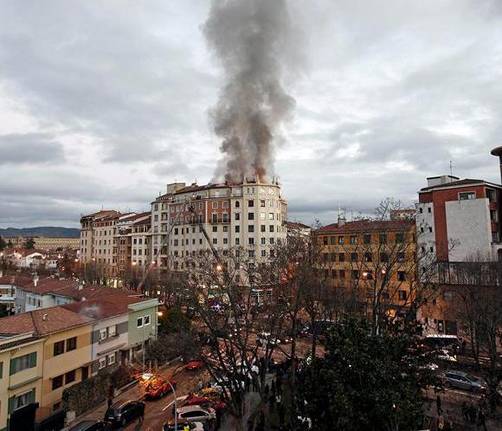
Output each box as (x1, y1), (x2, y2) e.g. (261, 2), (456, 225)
(436, 394), (442, 415)
(478, 408), (488, 431)
(461, 402), (469, 422)
(107, 384), (114, 409)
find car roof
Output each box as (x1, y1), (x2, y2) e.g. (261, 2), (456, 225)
(447, 370), (467, 376)
(111, 399), (136, 409)
(177, 405), (209, 413)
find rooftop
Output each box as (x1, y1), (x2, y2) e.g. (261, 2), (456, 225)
(419, 178), (502, 192)
(317, 219), (414, 234)
(0, 306), (93, 336)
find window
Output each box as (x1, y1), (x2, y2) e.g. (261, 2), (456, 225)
(212, 201), (218, 209)
(339, 270), (346, 278)
(397, 271), (406, 281)
(212, 213), (217, 223)
(144, 315), (151, 326)
(52, 375), (64, 390)
(379, 233), (387, 244)
(212, 238), (218, 245)
(261, 237), (266, 245)
(268, 213), (274, 220)
(397, 252), (405, 262)
(235, 225), (240, 233)
(338, 253), (345, 262)
(235, 212), (240, 221)
(428, 207), (432, 213)
(419, 207), (423, 213)
(9, 389), (35, 413)
(351, 252), (358, 262)
(137, 317), (143, 328)
(248, 212), (254, 220)
(364, 252), (372, 262)
(0, 361), (2, 379)
(363, 234), (371, 244)
(10, 352), (37, 375)
(396, 232), (404, 243)
(212, 226), (218, 232)
(108, 325), (117, 337)
(261, 225), (266, 233)
(235, 238), (240, 246)
(459, 191), (475, 200)
(249, 238), (255, 245)
(398, 290), (407, 301)
(338, 236), (344, 245)
(66, 337), (77, 351)
(260, 212), (266, 220)
(223, 238), (228, 245)
(270, 237), (275, 244)
(223, 225), (228, 232)
(269, 225), (274, 233)
(352, 270), (359, 279)
(380, 252), (389, 262)
(350, 236), (356, 244)
(248, 200), (254, 207)
(108, 353), (116, 365)
(98, 357), (107, 370)
(65, 370), (76, 384)
(248, 225), (255, 233)
(260, 200), (266, 207)
(248, 250), (255, 258)
(54, 340), (65, 356)
(235, 201), (240, 208)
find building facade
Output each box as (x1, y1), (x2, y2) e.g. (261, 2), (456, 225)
(0, 334), (45, 431)
(417, 175), (502, 262)
(150, 180), (287, 271)
(316, 219), (417, 316)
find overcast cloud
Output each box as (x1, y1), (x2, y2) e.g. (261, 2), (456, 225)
(1, 0), (501, 228)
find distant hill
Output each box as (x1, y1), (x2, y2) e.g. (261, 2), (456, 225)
(0, 227), (80, 238)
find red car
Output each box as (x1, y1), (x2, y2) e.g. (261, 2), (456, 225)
(144, 378), (177, 400)
(185, 360), (204, 371)
(184, 394), (226, 412)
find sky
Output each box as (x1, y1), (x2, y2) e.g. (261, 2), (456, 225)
(1, 0), (502, 228)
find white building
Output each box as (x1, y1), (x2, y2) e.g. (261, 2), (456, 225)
(150, 179), (288, 271)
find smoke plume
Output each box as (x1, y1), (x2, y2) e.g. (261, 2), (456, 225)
(204, 0), (297, 183)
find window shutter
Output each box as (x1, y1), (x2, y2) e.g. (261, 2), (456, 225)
(29, 352), (37, 368)
(8, 396), (15, 413)
(9, 358), (17, 376)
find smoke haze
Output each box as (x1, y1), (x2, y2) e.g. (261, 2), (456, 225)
(204, 0), (297, 183)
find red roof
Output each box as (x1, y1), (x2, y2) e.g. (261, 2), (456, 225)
(317, 219), (414, 234)
(0, 306), (93, 336)
(63, 295), (144, 319)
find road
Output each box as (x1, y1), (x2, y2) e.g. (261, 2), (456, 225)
(76, 361), (209, 431)
(73, 337), (318, 431)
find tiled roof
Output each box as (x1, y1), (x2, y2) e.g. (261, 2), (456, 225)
(63, 295), (144, 319)
(0, 307), (93, 336)
(0, 275), (32, 286)
(317, 219), (414, 234)
(285, 221), (311, 230)
(17, 278), (77, 294)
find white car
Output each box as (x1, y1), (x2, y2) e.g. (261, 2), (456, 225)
(176, 405), (216, 422)
(163, 421), (204, 431)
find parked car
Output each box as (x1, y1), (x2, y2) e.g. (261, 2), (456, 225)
(144, 377), (176, 400)
(443, 371), (486, 393)
(163, 420), (204, 431)
(68, 420), (110, 431)
(104, 400), (145, 428)
(186, 360), (204, 371)
(176, 406), (216, 422)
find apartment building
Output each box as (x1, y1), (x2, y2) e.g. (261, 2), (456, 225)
(0, 333), (45, 431)
(130, 214), (151, 268)
(417, 175), (502, 262)
(316, 219), (416, 316)
(33, 237), (80, 251)
(0, 307), (94, 412)
(150, 179), (288, 271)
(79, 210), (120, 264)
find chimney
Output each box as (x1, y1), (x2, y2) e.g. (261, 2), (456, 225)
(491, 146), (502, 184)
(338, 215), (346, 227)
(33, 274), (39, 287)
(42, 313), (48, 321)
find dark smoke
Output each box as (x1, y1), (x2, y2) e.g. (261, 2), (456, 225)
(204, 0), (297, 183)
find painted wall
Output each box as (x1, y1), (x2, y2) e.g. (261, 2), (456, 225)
(0, 338), (44, 431)
(446, 198), (492, 261)
(41, 324), (92, 409)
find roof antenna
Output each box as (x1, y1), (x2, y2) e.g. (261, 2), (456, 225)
(449, 160), (454, 179)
